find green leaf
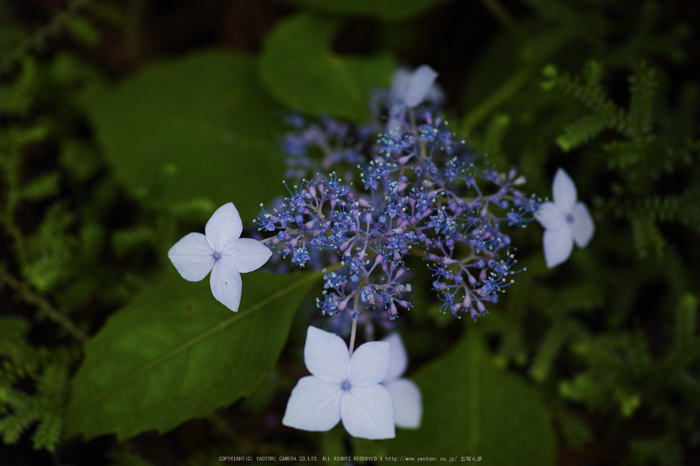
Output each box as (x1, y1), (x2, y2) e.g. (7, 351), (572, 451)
(357, 331), (556, 465)
(82, 50), (284, 221)
(260, 13), (394, 121)
(65, 271), (320, 440)
(289, 0), (449, 21)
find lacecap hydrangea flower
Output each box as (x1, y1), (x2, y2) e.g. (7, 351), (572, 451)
(536, 169), (595, 267)
(282, 326), (395, 440)
(382, 333), (422, 429)
(259, 65), (539, 325)
(168, 202), (272, 311)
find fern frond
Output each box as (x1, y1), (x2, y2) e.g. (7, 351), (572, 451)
(603, 139), (650, 170)
(530, 318), (572, 382)
(494, 314), (527, 368)
(0, 58), (36, 116)
(630, 212), (666, 259)
(556, 409), (593, 449)
(562, 330), (652, 416)
(630, 434), (684, 466)
(0, 357), (69, 452)
(635, 184), (700, 232)
(0, 317), (42, 380)
(542, 61), (631, 152)
(0, 389), (39, 445)
(0, 316), (71, 452)
(31, 410), (62, 452)
(557, 113), (607, 152)
(22, 201), (77, 293)
(535, 283), (604, 316)
(664, 294), (698, 371)
(543, 61), (611, 112)
(627, 63), (658, 142)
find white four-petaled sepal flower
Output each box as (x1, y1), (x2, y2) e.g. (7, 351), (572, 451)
(391, 64), (439, 109)
(536, 168), (595, 268)
(388, 65), (443, 132)
(167, 202), (272, 312)
(382, 333), (422, 429)
(282, 326), (396, 440)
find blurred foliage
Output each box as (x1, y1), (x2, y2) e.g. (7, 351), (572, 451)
(287, 0), (449, 21)
(83, 50), (285, 222)
(1, 0), (699, 465)
(260, 12), (395, 120)
(355, 331), (556, 464)
(0, 317), (73, 453)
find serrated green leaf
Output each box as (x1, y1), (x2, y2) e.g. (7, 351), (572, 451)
(65, 271), (320, 440)
(289, 0), (448, 21)
(260, 13), (394, 121)
(82, 50), (284, 221)
(356, 331), (555, 465)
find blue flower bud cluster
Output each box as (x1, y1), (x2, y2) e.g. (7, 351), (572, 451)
(258, 80), (538, 322)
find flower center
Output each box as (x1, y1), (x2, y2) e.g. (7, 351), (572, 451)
(341, 381), (351, 391)
(566, 214), (575, 224)
(213, 252), (221, 260)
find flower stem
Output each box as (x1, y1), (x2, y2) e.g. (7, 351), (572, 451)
(260, 228), (300, 244)
(348, 315), (358, 355)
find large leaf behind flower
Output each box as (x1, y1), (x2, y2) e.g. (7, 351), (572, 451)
(356, 331), (556, 465)
(65, 271), (319, 440)
(260, 13), (395, 121)
(81, 51), (283, 221)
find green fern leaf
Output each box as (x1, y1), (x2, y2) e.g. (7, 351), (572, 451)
(630, 212), (666, 258)
(530, 319), (571, 382)
(627, 63), (658, 142)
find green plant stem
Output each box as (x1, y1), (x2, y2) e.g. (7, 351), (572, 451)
(0, 0), (95, 74)
(0, 266), (89, 343)
(478, 0), (524, 42)
(462, 67), (532, 132)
